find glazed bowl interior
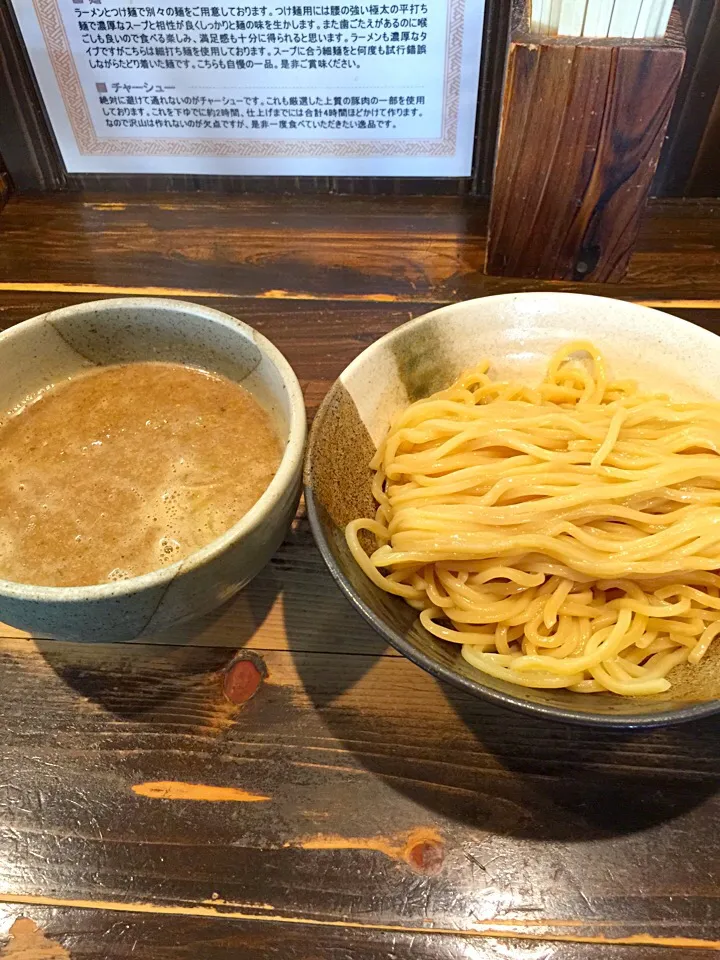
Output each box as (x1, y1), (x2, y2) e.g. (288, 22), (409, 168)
(1, 297), (294, 441)
(0, 296), (299, 593)
(0, 297), (305, 644)
(305, 292), (720, 727)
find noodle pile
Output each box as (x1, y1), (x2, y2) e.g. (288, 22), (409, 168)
(346, 341), (720, 696)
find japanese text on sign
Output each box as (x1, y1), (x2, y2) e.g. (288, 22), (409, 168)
(12, 1), (485, 175)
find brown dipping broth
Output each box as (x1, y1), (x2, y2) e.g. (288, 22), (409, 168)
(0, 362), (281, 587)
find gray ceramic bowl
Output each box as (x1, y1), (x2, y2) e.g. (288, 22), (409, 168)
(0, 298), (305, 642)
(305, 292), (720, 727)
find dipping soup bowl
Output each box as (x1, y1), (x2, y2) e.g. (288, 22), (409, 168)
(0, 297), (306, 642)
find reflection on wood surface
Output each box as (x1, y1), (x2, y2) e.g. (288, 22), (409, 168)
(0, 193), (718, 959)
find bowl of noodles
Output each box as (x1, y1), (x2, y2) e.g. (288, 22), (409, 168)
(305, 292), (720, 726)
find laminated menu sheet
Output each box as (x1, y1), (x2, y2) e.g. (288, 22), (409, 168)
(12, 1), (485, 176)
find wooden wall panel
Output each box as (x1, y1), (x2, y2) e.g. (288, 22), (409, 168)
(471, 0), (513, 196)
(687, 69), (720, 196)
(486, 27), (685, 282)
(0, 152), (10, 211)
(0, 0), (64, 193)
(654, 0), (720, 196)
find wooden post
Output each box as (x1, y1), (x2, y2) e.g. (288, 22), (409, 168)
(486, 2), (686, 283)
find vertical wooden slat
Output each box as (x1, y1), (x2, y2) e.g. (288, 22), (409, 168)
(687, 83), (720, 196)
(0, 0), (65, 192)
(487, 8), (685, 281)
(584, 0), (613, 36)
(471, 0), (514, 196)
(0, 151), (11, 213)
(654, 0), (720, 196)
(523, 46), (614, 275)
(560, 42), (685, 276)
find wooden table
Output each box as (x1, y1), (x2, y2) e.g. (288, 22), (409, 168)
(0, 194), (718, 959)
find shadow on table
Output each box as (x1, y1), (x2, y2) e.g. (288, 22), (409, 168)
(33, 509), (720, 842)
(442, 690), (720, 840)
(281, 547), (720, 841)
(34, 574), (280, 722)
(274, 517), (392, 707)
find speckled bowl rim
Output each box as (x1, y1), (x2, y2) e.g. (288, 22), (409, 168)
(0, 297), (307, 603)
(306, 293), (720, 728)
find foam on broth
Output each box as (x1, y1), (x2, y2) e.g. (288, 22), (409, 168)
(0, 362), (282, 587)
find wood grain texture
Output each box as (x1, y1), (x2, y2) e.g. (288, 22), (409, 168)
(2, 195), (720, 303)
(66, 173), (475, 201)
(487, 21), (685, 281)
(0, 152), (10, 213)
(4, 907), (719, 960)
(655, 0), (720, 197)
(0, 197), (718, 957)
(0, 635), (718, 946)
(0, 0), (65, 193)
(1, 0), (719, 201)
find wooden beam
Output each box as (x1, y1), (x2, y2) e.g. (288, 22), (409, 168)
(487, 5), (685, 281)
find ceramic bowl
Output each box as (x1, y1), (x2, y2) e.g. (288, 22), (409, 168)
(305, 292), (720, 727)
(0, 297), (306, 642)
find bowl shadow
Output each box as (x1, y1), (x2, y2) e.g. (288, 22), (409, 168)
(281, 554), (720, 842)
(442, 684), (720, 840)
(35, 570), (280, 722)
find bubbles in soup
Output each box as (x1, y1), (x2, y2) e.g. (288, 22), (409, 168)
(0, 362), (282, 586)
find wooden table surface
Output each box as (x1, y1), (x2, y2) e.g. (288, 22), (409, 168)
(0, 194), (718, 960)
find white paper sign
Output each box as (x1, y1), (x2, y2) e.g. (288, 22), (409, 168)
(12, 1), (485, 177)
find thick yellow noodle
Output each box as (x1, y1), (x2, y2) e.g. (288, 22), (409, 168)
(345, 340), (720, 696)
